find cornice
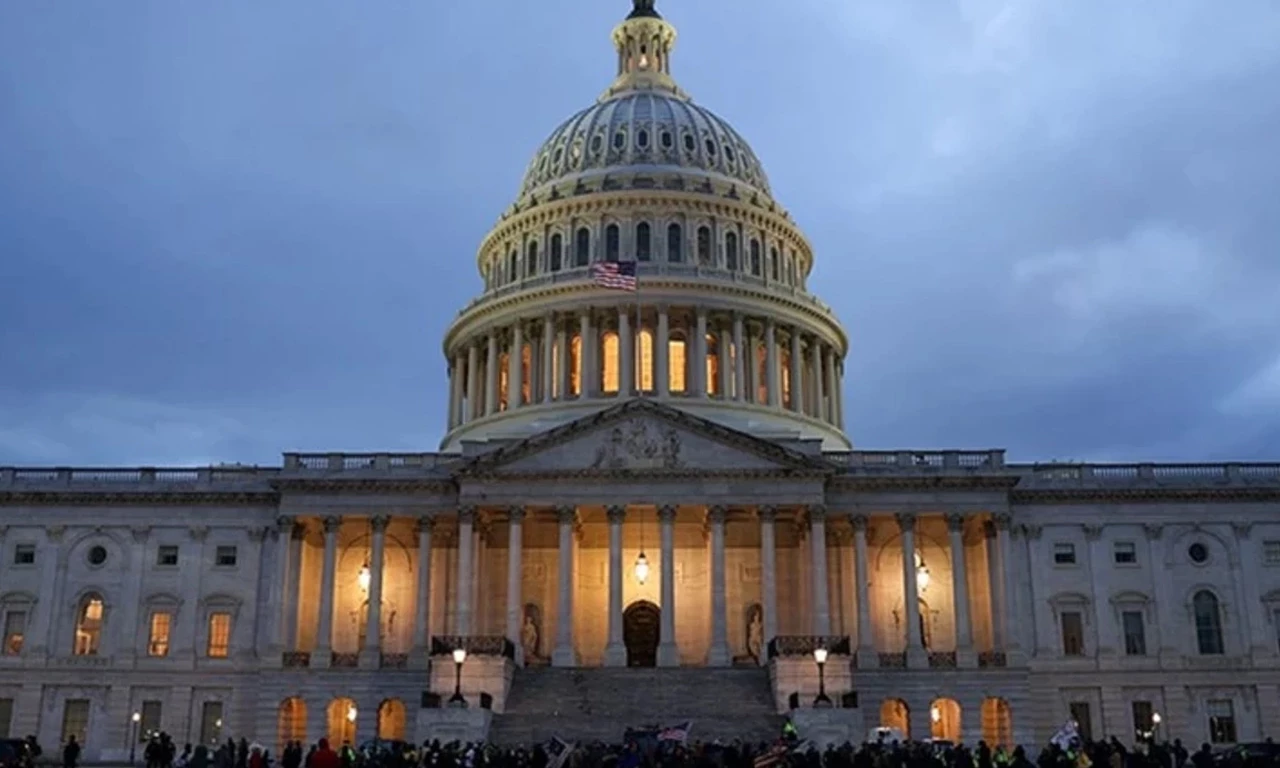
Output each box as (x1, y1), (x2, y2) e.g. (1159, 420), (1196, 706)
(0, 491), (280, 507)
(269, 478), (456, 494)
(1010, 487), (1280, 504)
(462, 467), (830, 483)
(827, 475), (1022, 492)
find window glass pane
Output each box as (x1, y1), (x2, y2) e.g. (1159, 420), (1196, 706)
(3, 612), (25, 656)
(600, 332), (619, 393)
(200, 702), (224, 746)
(207, 613), (232, 658)
(0, 698), (13, 739)
(1061, 611), (1085, 656)
(1122, 611), (1146, 656)
(668, 339), (687, 393)
(140, 701), (163, 742)
(637, 330), (654, 392)
(61, 700), (90, 746)
(149, 612), (172, 657)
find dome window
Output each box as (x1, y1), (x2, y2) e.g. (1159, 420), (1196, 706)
(725, 232), (739, 271)
(637, 129), (649, 149)
(550, 234), (563, 272)
(636, 222), (651, 262)
(590, 135), (603, 154)
(770, 247), (780, 281)
(704, 138), (717, 156)
(553, 147), (564, 164)
(605, 225), (620, 263)
(661, 131), (674, 149)
(508, 251), (519, 283)
(614, 131), (628, 150)
(666, 223), (683, 263)
(683, 133), (695, 152)
(750, 239), (762, 276)
(696, 226), (712, 264)
(538, 154), (548, 171)
(575, 228), (591, 267)
(526, 241), (539, 276)
(724, 146), (735, 163)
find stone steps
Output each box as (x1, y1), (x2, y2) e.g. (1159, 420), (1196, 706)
(489, 667), (785, 745)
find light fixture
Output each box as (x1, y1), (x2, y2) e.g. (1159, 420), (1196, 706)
(346, 705), (357, 723)
(915, 551), (931, 592)
(812, 647), (829, 664)
(931, 705), (941, 723)
(131, 711), (141, 723)
(812, 647), (831, 707)
(452, 648), (468, 665)
(634, 510), (650, 585)
(450, 648), (468, 705)
(1152, 713), (1162, 726)
(357, 563), (371, 592)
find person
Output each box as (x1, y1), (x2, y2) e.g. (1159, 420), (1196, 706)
(61, 736), (80, 768)
(308, 739), (340, 768)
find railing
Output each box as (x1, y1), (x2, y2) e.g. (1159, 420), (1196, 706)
(430, 635), (516, 660)
(1013, 462), (1280, 488)
(281, 453), (456, 474)
(0, 466), (275, 488)
(331, 652), (359, 668)
(282, 652), (311, 669)
(380, 652), (409, 669)
(878, 652), (906, 669)
(766, 635), (851, 660)
(977, 651), (1007, 668)
(827, 450), (1005, 472)
(928, 651), (957, 669)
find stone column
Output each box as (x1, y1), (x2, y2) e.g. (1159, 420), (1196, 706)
(707, 506), (731, 666)
(283, 523), (304, 651)
(765, 319), (781, 407)
(810, 339), (824, 419)
(835, 361), (845, 428)
(579, 310), (594, 397)
(619, 308), (633, 395)
(605, 505), (627, 666)
(694, 309), (708, 398)
(717, 323), (732, 398)
(456, 508), (475, 637)
(946, 513), (976, 666)
(485, 332), (499, 416)
(362, 515), (389, 660)
(412, 516), (433, 665)
(553, 506), (579, 666)
(852, 514), (875, 667)
(898, 512), (926, 667)
(1233, 523), (1270, 655)
(316, 516), (340, 661)
(555, 323), (568, 400)
(1145, 524), (1174, 658)
(995, 515), (1021, 655)
(759, 506), (778, 655)
(656, 305), (670, 397)
(657, 505), (680, 667)
(508, 322), (524, 409)
(808, 505), (831, 635)
(1084, 523), (1113, 657)
(732, 312), (746, 402)
(446, 359), (459, 429)
(824, 349), (837, 423)
(984, 522), (1005, 650)
(789, 328), (804, 413)
(542, 315), (555, 404)
(506, 507), (525, 663)
(466, 343), (480, 422)
(270, 516), (295, 652)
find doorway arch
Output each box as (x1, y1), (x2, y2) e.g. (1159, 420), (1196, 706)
(623, 600), (660, 667)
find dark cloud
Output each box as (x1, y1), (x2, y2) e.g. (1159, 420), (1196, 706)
(1, 0), (1277, 465)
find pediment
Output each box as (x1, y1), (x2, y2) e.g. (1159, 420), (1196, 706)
(457, 399), (832, 477)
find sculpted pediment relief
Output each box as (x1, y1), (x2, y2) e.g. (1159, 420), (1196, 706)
(458, 399), (830, 477)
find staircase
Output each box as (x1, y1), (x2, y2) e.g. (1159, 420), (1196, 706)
(489, 667), (785, 745)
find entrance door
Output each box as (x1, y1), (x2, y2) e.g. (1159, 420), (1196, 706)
(623, 601), (660, 667)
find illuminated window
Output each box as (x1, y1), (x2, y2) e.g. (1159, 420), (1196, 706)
(148, 612), (171, 657)
(600, 331), (620, 393)
(636, 329), (654, 392)
(575, 228), (591, 266)
(605, 225), (620, 262)
(498, 352), (509, 411)
(569, 335), (582, 396)
(2, 611), (25, 656)
(667, 224), (683, 263)
(781, 348), (792, 408)
(207, 613), (232, 658)
(728, 341), (737, 399)
(696, 226), (711, 264)
(74, 595), (104, 656)
(636, 223), (651, 262)
(521, 345), (533, 404)
(668, 336), (688, 393)
(550, 234), (563, 271)
(756, 343), (769, 404)
(526, 241), (539, 276)
(725, 232), (738, 270)
(705, 334), (720, 396)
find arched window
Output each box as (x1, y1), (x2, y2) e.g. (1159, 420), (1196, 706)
(780, 348), (792, 408)
(705, 334), (720, 396)
(770, 247), (780, 281)
(696, 226), (712, 264)
(569, 335), (582, 396)
(668, 335), (688, 393)
(550, 234), (563, 271)
(1193, 590), (1225, 655)
(498, 353), (509, 411)
(637, 329), (654, 392)
(755, 343), (769, 404)
(667, 224), (683, 263)
(750, 238), (762, 276)
(605, 224), (620, 263)
(727, 339), (738, 399)
(636, 223), (651, 262)
(600, 331), (620, 393)
(74, 593), (105, 656)
(575, 228), (591, 267)
(725, 232), (739, 270)
(526, 241), (539, 276)
(508, 250), (518, 283)
(521, 345), (533, 404)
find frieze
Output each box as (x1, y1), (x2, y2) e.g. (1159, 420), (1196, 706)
(0, 491), (280, 507)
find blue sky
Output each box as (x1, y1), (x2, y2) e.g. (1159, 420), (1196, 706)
(2, 0), (1279, 466)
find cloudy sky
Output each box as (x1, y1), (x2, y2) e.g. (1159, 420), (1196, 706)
(2, 0), (1278, 467)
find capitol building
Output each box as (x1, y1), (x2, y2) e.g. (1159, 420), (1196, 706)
(2, 0), (1279, 760)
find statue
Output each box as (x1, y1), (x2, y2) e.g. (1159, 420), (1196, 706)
(629, 0), (659, 18)
(746, 607), (764, 663)
(521, 610), (541, 661)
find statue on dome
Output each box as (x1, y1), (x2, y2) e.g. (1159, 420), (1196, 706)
(628, 0), (660, 19)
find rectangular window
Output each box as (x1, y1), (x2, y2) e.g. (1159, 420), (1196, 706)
(61, 699), (90, 746)
(2, 611), (25, 656)
(1121, 611), (1147, 656)
(215, 546), (237, 567)
(1207, 699), (1237, 744)
(199, 702), (223, 746)
(12, 545), (34, 566)
(139, 700), (162, 742)
(1053, 542), (1077, 565)
(157, 546), (179, 567)
(207, 613), (232, 658)
(1069, 703), (1093, 743)
(1113, 542), (1137, 565)
(1061, 611), (1085, 656)
(148, 612), (172, 657)
(0, 698), (12, 739)
(1131, 700), (1154, 740)
(1264, 540), (1280, 565)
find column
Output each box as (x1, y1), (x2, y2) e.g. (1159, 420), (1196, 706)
(694, 309), (708, 398)
(899, 512), (926, 666)
(995, 514), (1022, 655)
(835, 361), (845, 428)
(555, 323), (568, 400)
(578, 310), (594, 397)
(484, 332), (499, 416)
(1145, 524), (1174, 658)
(717, 323), (731, 398)
(411, 516), (433, 664)
(604, 505), (627, 666)
(732, 312), (746, 403)
(619, 308), (633, 395)
(505, 507), (526, 662)
(456, 508), (475, 637)
(789, 328), (804, 413)
(984, 522), (1005, 650)
(946, 513), (976, 666)
(271, 516), (295, 651)
(541, 314), (555, 404)
(1233, 523), (1271, 655)
(466, 343), (480, 422)
(852, 515), (875, 668)
(446, 359), (459, 429)
(759, 506), (778, 653)
(824, 349), (837, 423)
(315, 516), (340, 660)
(552, 506), (579, 666)
(118, 526), (149, 662)
(657, 505), (679, 667)
(283, 523), (304, 651)
(810, 339), (824, 419)
(765, 319), (780, 407)
(707, 506), (731, 666)
(1084, 523), (1113, 657)
(656, 305), (670, 397)
(808, 505), (831, 635)
(508, 322), (524, 409)
(362, 515), (389, 660)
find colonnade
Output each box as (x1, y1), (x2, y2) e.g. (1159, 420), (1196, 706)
(444, 306), (845, 432)
(275, 507), (1018, 669)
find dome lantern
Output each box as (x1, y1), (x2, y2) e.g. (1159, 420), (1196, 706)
(605, 0), (686, 102)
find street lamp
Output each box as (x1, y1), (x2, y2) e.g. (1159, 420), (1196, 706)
(812, 647), (832, 707)
(1150, 712), (1162, 741)
(450, 648), (468, 706)
(129, 712), (141, 765)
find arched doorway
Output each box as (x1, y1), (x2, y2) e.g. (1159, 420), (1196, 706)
(880, 698), (910, 739)
(326, 698), (357, 746)
(623, 600), (660, 667)
(982, 697), (1013, 747)
(931, 698), (961, 742)
(377, 699), (405, 741)
(277, 698), (307, 752)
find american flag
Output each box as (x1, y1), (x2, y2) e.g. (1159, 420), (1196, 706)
(546, 737), (573, 768)
(657, 721), (692, 743)
(591, 260), (638, 291)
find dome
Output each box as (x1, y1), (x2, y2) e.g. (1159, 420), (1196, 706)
(518, 92), (773, 200)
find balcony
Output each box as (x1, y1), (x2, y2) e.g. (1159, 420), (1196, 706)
(1015, 462), (1280, 489)
(827, 450), (1005, 474)
(978, 651), (1008, 669)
